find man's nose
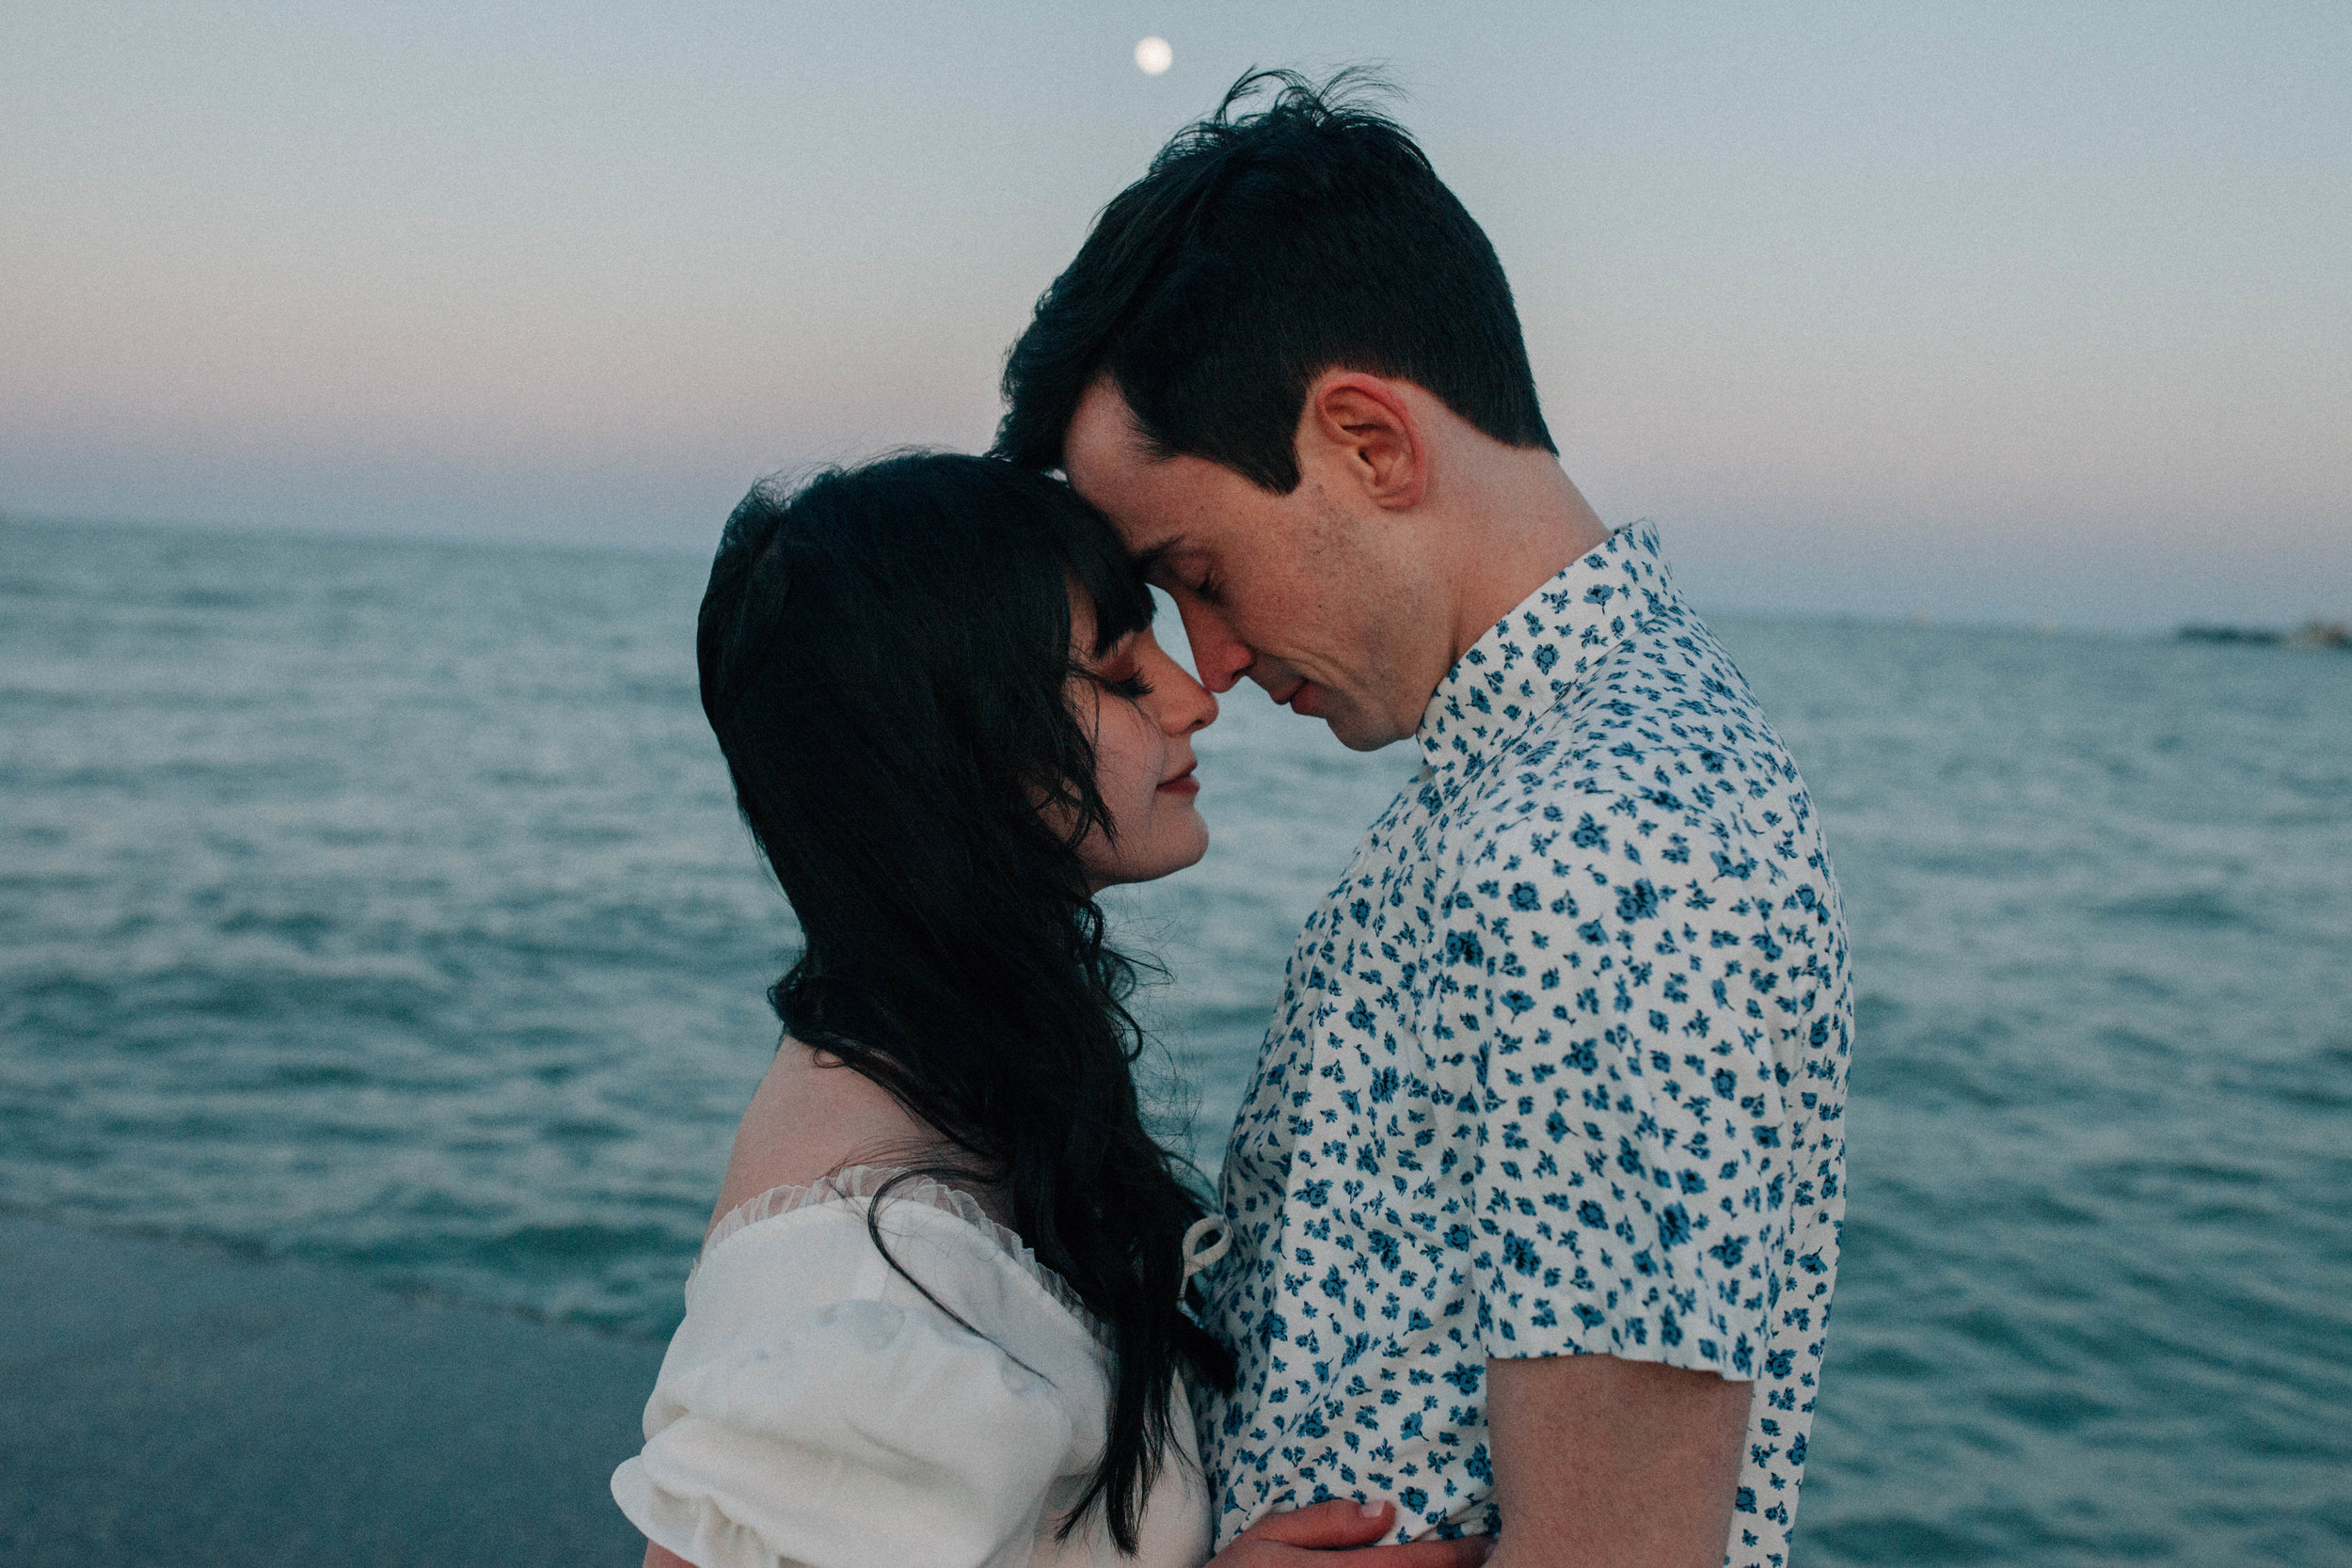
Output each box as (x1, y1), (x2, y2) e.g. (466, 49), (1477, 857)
(1177, 600), (1252, 694)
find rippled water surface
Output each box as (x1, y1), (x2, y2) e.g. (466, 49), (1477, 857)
(3, 517), (2346, 1563)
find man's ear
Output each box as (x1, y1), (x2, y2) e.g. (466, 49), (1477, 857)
(1303, 373), (1427, 510)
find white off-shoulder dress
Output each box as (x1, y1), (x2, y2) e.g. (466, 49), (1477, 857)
(611, 1167), (1218, 1568)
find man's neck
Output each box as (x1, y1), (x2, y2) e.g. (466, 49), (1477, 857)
(1442, 452), (1611, 670)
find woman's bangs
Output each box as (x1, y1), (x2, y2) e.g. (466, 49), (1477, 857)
(1053, 507), (1154, 656)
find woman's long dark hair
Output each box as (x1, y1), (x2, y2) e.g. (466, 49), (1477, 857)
(695, 451), (1234, 1548)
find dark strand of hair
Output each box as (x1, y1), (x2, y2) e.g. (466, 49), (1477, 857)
(696, 452), (1234, 1552)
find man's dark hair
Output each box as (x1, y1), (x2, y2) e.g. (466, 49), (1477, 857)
(994, 68), (1555, 492)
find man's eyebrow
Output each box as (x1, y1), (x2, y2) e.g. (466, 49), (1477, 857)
(1130, 539), (1185, 578)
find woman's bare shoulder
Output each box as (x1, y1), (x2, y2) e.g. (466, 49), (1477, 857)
(707, 1038), (944, 1232)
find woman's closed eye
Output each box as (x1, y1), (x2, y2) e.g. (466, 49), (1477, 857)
(1102, 664), (1155, 701)
(1080, 639), (1156, 703)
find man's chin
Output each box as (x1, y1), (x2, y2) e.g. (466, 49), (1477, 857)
(1263, 678), (1407, 751)
(1326, 718), (1407, 752)
(1307, 694), (1411, 752)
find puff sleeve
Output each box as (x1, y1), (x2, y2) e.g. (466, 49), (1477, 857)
(611, 1201), (1104, 1568)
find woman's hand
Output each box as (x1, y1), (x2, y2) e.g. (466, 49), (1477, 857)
(637, 1500), (1486, 1568)
(1206, 1498), (1491, 1566)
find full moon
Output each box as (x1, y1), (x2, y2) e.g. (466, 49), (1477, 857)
(1135, 37), (1172, 75)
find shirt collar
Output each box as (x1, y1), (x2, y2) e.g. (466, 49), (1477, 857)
(1414, 519), (1672, 781)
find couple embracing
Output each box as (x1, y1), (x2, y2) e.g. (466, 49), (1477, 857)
(612, 72), (1851, 1568)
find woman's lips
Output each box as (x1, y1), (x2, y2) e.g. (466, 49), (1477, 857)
(1157, 764), (1200, 796)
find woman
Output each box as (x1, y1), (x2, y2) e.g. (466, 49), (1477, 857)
(612, 454), (1486, 1568)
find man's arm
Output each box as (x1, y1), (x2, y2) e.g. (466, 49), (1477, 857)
(1483, 1354), (1751, 1568)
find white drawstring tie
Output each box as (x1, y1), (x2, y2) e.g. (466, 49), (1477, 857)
(1179, 1215), (1230, 1300)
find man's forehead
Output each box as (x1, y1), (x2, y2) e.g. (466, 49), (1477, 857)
(1066, 375), (1152, 468)
(1064, 377), (1240, 568)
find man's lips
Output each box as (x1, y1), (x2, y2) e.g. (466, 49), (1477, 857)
(1270, 678), (1322, 716)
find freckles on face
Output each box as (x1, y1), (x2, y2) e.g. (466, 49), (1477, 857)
(1065, 395), (1289, 669)
(1061, 380), (1415, 751)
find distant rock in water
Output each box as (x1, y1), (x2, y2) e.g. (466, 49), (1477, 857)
(2179, 620), (2349, 650)
(2180, 626), (2283, 645)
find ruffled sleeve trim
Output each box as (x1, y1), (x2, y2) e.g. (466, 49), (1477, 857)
(697, 1164), (1100, 1338)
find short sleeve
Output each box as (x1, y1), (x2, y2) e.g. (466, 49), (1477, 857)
(1437, 811), (1790, 1378)
(612, 1205), (1093, 1568)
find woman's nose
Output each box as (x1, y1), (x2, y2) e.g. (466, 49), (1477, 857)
(1144, 641), (1218, 734)
(1169, 672), (1217, 736)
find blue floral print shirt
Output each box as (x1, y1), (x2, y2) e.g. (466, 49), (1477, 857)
(1194, 523), (1851, 1567)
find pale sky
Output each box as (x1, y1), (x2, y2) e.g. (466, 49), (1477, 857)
(4, 2), (2347, 627)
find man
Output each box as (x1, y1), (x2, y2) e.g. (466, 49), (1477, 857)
(996, 73), (1851, 1568)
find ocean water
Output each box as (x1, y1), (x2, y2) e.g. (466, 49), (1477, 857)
(2, 515), (2346, 1564)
